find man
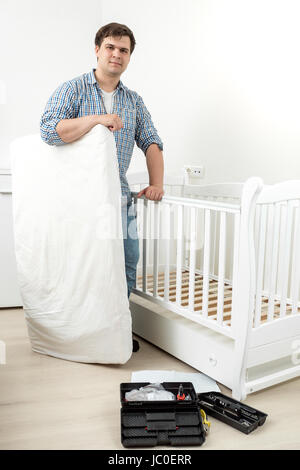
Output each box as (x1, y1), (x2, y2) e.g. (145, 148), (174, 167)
(40, 23), (164, 353)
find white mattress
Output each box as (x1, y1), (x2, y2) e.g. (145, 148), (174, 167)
(10, 124), (132, 364)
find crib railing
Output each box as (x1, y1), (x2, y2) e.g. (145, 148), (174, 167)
(131, 191), (242, 338)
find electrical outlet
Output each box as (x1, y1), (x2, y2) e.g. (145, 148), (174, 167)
(183, 165), (205, 184)
(190, 166), (204, 177)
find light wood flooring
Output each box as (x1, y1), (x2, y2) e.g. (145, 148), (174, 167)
(0, 306), (299, 450)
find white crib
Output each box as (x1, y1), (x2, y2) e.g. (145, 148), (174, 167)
(127, 171), (300, 400)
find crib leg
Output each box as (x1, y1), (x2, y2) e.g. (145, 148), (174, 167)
(232, 384), (246, 402)
(232, 359), (247, 401)
(231, 339), (248, 401)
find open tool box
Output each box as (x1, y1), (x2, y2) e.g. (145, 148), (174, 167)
(120, 382), (206, 448)
(120, 383), (268, 447)
(197, 391), (268, 434)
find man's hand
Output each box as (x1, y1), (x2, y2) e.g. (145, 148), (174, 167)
(99, 114), (123, 132)
(56, 114), (123, 143)
(137, 185), (164, 201)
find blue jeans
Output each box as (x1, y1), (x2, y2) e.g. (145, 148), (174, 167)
(122, 199), (140, 299)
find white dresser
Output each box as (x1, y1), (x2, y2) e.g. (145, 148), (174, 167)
(0, 169), (22, 307)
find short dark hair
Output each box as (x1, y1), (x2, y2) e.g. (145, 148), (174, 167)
(95, 22), (136, 54)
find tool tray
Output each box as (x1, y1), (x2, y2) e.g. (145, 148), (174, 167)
(197, 391), (268, 434)
(120, 382), (206, 448)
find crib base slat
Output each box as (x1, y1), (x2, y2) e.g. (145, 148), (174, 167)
(136, 270), (299, 327)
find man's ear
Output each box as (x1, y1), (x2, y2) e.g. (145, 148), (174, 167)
(95, 45), (100, 62)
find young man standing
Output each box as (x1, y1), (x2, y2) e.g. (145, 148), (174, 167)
(40, 23), (164, 352)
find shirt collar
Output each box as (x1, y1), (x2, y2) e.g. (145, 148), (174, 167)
(87, 69), (125, 92)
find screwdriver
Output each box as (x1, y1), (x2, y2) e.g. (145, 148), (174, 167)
(177, 384), (185, 401)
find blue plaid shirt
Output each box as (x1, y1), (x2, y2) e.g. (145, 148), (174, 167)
(40, 69), (163, 200)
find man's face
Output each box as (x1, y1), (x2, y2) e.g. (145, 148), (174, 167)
(95, 36), (131, 77)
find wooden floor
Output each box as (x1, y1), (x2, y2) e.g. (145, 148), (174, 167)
(137, 270), (299, 327)
(0, 305), (300, 450)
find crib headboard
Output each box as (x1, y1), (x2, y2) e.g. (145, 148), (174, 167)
(252, 179), (300, 327)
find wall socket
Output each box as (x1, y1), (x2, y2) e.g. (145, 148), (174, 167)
(183, 165), (205, 184)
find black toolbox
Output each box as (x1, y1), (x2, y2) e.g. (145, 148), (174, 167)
(120, 382), (206, 448)
(197, 391), (268, 434)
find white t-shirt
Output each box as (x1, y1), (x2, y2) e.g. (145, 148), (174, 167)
(101, 89), (116, 114)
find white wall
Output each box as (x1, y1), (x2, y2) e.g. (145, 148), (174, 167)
(1, 0), (299, 184)
(191, 0), (300, 184)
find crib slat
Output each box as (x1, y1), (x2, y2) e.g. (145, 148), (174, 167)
(254, 205), (261, 280)
(211, 211), (218, 276)
(142, 199), (148, 292)
(254, 204), (267, 327)
(184, 206), (189, 269)
(163, 203), (171, 302)
(263, 204), (274, 316)
(291, 203), (300, 315)
(276, 203), (286, 307)
(202, 209), (211, 318)
(188, 207), (197, 311)
(153, 202), (160, 297)
(217, 212), (226, 325)
(267, 203), (281, 321)
(264, 204), (274, 296)
(279, 201), (293, 318)
(176, 205), (184, 306)
(231, 212), (240, 321)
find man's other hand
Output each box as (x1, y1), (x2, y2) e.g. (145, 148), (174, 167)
(137, 185), (164, 201)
